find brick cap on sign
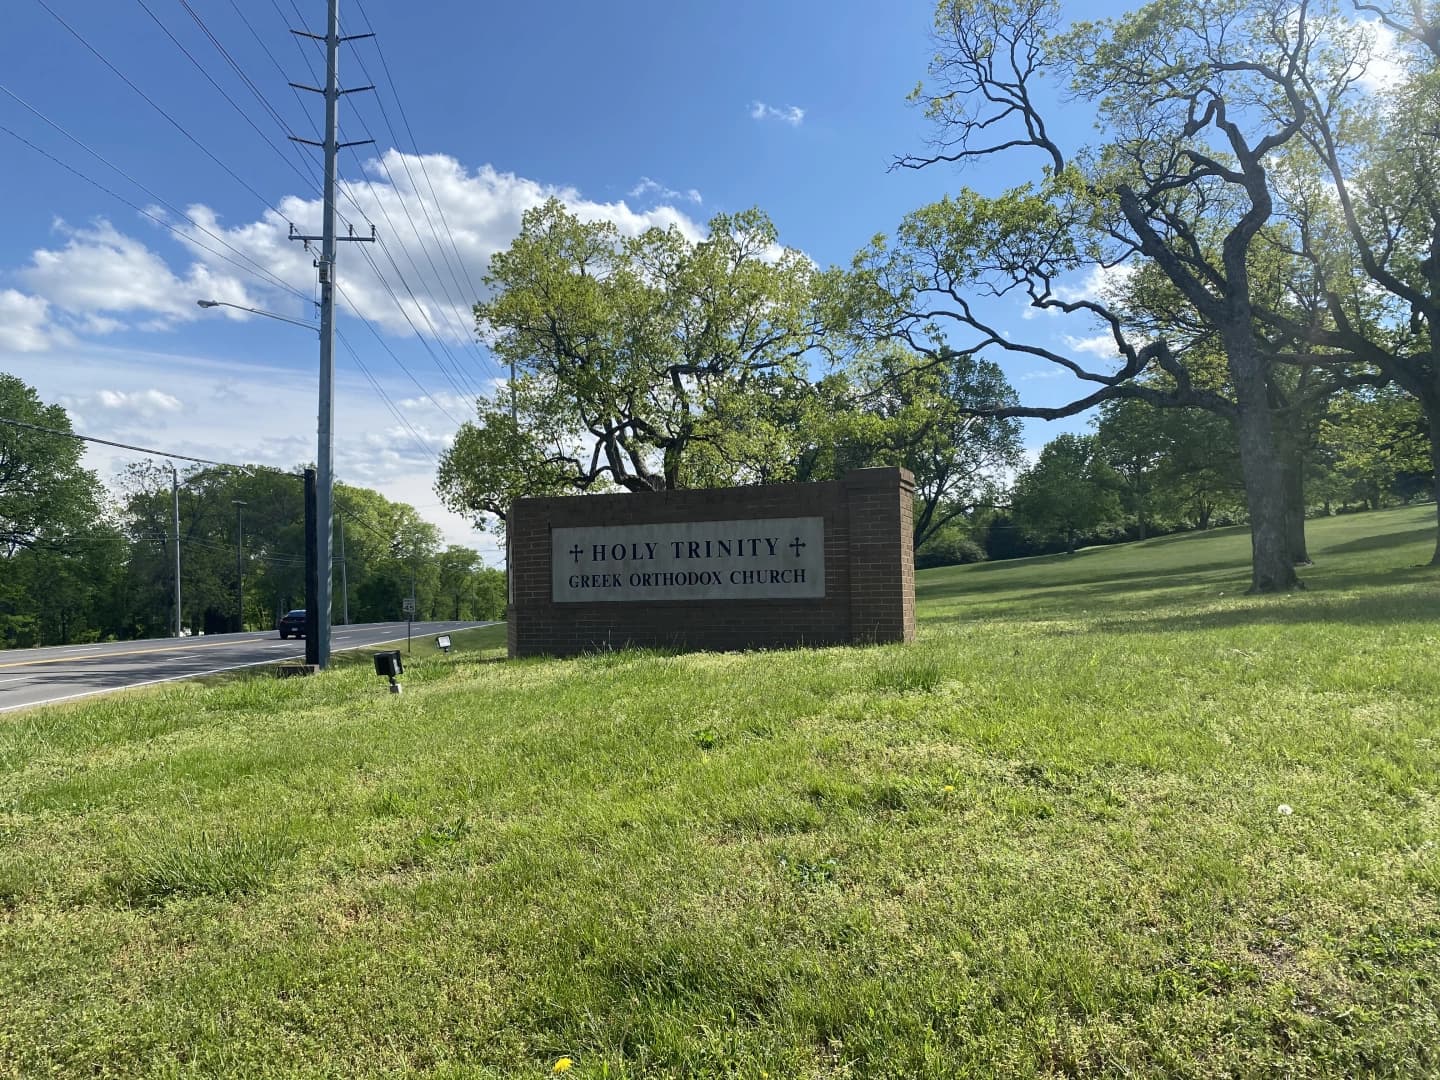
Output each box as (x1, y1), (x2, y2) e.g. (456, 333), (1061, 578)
(841, 466), (915, 493)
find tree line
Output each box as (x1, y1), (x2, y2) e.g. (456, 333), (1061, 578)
(437, 0), (1440, 594)
(1, 374), (504, 649)
(926, 382), (1428, 565)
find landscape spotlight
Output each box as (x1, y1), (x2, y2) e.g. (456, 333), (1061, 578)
(436, 634), (452, 654)
(373, 650), (404, 694)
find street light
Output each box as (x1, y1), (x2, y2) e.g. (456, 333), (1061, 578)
(232, 499), (247, 632)
(198, 297), (332, 669)
(196, 299), (317, 332)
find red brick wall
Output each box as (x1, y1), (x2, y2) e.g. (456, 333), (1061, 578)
(507, 467), (915, 657)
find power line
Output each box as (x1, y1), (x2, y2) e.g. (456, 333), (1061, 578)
(270, 0), (491, 405)
(342, 139), (491, 383)
(0, 87), (311, 304)
(15, 5), (461, 476)
(291, 0), (491, 382)
(137, 0), (323, 200)
(356, 243), (477, 410)
(316, 71), (490, 389)
(335, 278), (463, 425)
(230, 0), (331, 167)
(344, 165), (486, 397)
(335, 329), (442, 463)
(34, 0), (290, 222)
(0, 416), (301, 475)
(351, 0), (487, 337)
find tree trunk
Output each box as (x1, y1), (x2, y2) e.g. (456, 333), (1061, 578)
(1229, 355), (1300, 593)
(1279, 446), (1310, 565)
(1427, 401), (1440, 567)
(1272, 404), (1310, 565)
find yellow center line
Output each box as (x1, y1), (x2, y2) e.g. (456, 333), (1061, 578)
(0, 638), (267, 670)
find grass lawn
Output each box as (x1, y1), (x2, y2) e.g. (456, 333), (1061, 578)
(2, 508), (1438, 1077)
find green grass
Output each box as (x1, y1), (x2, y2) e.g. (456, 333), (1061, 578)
(2, 509), (1438, 1077)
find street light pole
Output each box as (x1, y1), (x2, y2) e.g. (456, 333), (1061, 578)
(338, 515), (350, 625)
(171, 464), (182, 638)
(232, 499), (247, 632)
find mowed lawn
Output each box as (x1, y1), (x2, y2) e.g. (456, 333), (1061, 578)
(2, 509), (1438, 1078)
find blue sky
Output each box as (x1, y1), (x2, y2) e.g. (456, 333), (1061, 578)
(1, 0), (1134, 558)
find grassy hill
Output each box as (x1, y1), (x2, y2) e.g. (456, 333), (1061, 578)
(2, 507), (1438, 1077)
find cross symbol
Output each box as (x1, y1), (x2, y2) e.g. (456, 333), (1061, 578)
(789, 537), (806, 557)
(569, 544), (584, 563)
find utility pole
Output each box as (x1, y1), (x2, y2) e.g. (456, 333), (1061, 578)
(304, 468), (318, 667)
(338, 516), (350, 625)
(171, 465), (182, 638)
(288, 0), (374, 669)
(232, 499), (247, 632)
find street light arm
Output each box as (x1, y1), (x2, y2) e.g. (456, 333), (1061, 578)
(196, 299), (318, 332)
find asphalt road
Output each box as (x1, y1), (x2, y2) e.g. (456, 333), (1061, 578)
(0, 621), (496, 715)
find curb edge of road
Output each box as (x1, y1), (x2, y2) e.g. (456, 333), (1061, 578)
(0, 622), (502, 715)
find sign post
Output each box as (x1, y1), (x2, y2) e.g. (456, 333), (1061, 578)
(402, 595), (416, 653)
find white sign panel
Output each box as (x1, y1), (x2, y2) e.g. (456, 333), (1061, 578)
(553, 517), (825, 603)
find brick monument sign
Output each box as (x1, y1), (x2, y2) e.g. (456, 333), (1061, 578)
(505, 466), (915, 657)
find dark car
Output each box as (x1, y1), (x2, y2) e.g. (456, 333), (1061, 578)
(278, 609), (306, 639)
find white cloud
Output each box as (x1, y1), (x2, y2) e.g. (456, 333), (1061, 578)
(628, 177), (703, 205)
(1356, 18), (1407, 94)
(749, 101), (805, 126)
(18, 220), (256, 331)
(1053, 262), (1137, 306)
(397, 390), (474, 417)
(0, 289), (68, 351)
(104, 388), (182, 412)
(163, 153), (710, 344)
(2, 155), (713, 355)
(1062, 334), (1121, 358)
(54, 388), (181, 432)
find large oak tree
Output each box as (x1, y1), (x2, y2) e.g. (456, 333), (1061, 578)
(855, 0), (1373, 591)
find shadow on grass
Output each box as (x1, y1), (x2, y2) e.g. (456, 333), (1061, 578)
(918, 523), (1438, 628)
(918, 566), (1253, 626)
(1055, 566), (1440, 636)
(918, 558), (1249, 603)
(1323, 526), (1434, 555)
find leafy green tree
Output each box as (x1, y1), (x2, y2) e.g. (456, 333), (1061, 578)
(1319, 387), (1431, 510)
(0, 375), (107, 557)
(435, 546), (506, 621)
(851, 0), (1373, 591)
(438, 198), (830, 530)
(1094, 398), (1165, 539)
(1265, 5), (1440, 562)
(799, 346), (1023, 547)
(335, 485), (442, 623)
(0, 376), (118, 646)
(1010, 434), (1123, 554)
(120, 463), (309, 635)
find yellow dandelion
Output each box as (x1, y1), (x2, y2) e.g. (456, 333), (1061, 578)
(943, 785), (955, 792)
(553, 1058), (574, 1073)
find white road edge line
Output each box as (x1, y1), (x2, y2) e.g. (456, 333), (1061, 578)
(0, 658), (297, 715)
(0, 623), (498, 715)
